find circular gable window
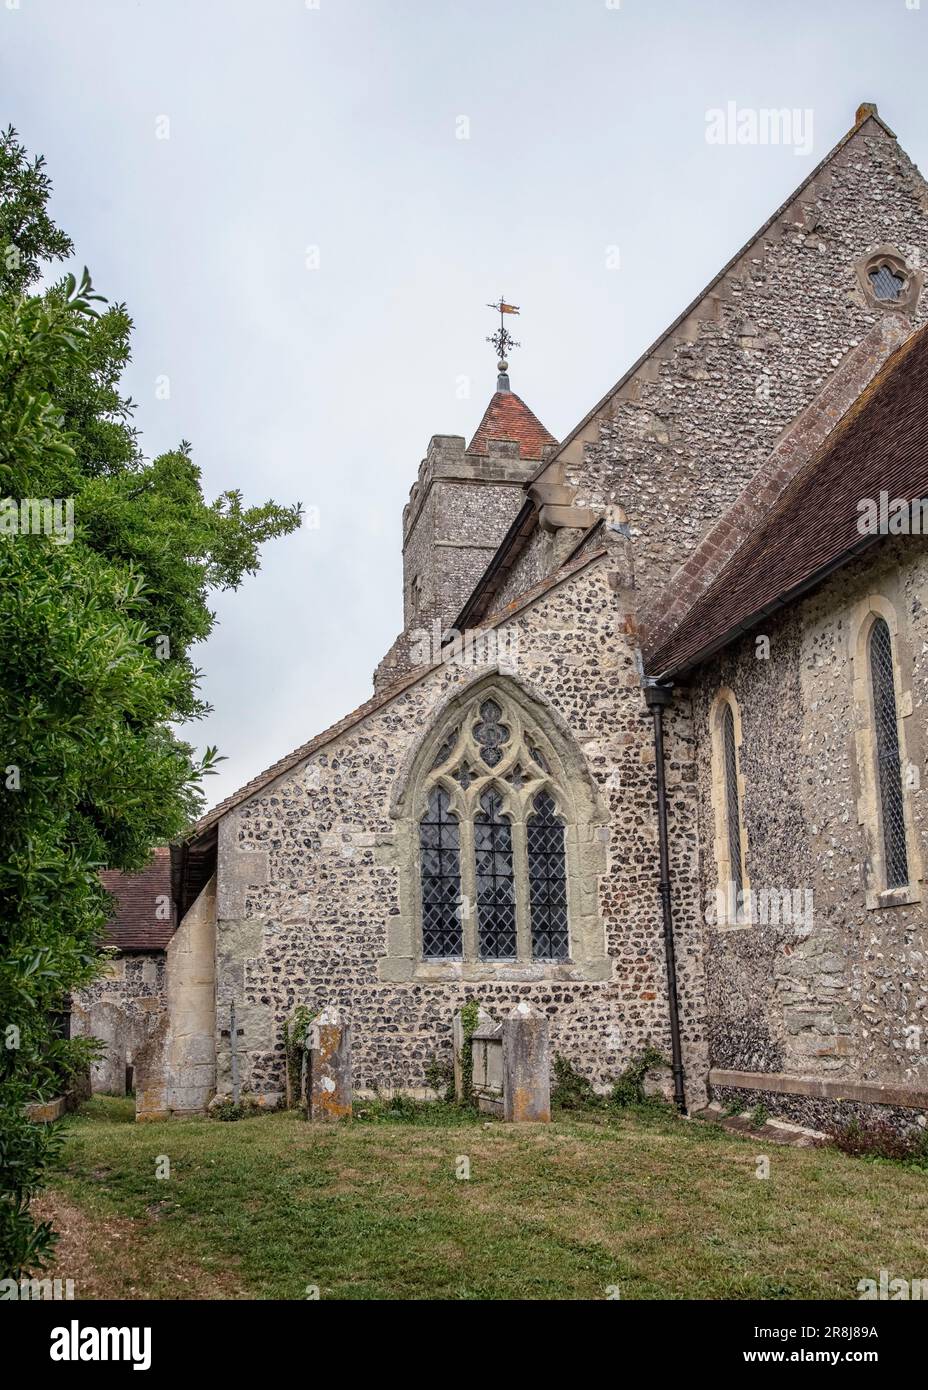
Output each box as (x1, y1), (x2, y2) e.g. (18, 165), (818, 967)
(856, 246), (922, 313)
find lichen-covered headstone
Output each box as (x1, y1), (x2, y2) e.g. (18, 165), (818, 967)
(304, 1005), (352, 1121)
(502, 1001), (551, 1123)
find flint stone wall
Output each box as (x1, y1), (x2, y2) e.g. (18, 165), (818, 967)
(684, 539), (928, 1111)
(71, 953), (167, 1094)
(375, 436), (540, 692)
(214, 557), (708, 1107)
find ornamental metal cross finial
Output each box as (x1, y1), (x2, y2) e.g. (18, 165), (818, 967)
(486, 296), (520, 369)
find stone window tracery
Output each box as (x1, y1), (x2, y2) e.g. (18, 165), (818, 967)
(383, 677), (609, 984)
(414, 688), (575, 964)
(855, 245), (923, 314)
(408, 683), (583, 967)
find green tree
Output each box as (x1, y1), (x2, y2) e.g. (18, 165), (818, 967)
(0, 129), (301, 1276)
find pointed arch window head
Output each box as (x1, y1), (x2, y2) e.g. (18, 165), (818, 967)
(407, 684), (599, 971)
(384, 679), (609, 983)
(869, 617), (909, 890)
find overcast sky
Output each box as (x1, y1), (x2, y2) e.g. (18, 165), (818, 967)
(3, 0), (927, 811)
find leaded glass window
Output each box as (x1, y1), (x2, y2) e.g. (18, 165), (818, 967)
(721, 702), (744, 900)
(869, 264), (906, 302)
(869, 618), (909, 889)
(712, 693), (748, 925)
(413, 688), (581, 965)
(527, 791), (568, 959)
(475, 788), (517, 958)
(419, 787), (462, 957)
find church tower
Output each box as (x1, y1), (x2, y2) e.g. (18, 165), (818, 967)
(374, 313), (557, 692)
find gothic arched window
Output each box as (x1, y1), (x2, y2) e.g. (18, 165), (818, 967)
(721, 703), (744, 901)
(415, 691), (572, 963)
(384, 679), (609, 982)
(710, 690), (749, 926)
(869, 617), (909, 890)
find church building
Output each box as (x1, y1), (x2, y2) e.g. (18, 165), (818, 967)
(77, 104), (928, 1134)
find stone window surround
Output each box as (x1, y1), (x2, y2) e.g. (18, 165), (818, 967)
(708, 687), (752, 929)
(854, 244), (923, 315)
(849, 591), (924, 909)
(421, 705), (565, 964)
(378, 669), (611, 984)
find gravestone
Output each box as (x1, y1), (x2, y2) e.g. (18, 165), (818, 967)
(88, 1002), (127, 1096)
(452, 1004), (495, 1102)
(303, 1005), (352, 1121)
(502, 1001), (551, 1123)
(470, 1014), (504, 1117)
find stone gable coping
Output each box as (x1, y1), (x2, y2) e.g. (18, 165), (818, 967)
(185, 545), (609, 843)
(529, 109), (903, 487)
(457, 109), (915, 632)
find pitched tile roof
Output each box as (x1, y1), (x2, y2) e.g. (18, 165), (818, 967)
(645, 323), (928, 680)
(466, 389), (556, 460)
(100, 846), (176, 952)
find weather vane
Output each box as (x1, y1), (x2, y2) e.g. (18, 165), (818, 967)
(486, 296), (521, 369)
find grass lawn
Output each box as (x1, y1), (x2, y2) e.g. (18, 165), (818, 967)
(36, 1095), (928, 1300)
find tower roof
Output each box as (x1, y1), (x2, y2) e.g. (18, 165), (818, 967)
(466, 387), (557, 461)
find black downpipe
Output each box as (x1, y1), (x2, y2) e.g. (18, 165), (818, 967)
(643, 681), (687, 1114)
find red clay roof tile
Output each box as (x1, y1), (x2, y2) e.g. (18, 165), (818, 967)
(100, 847), (175, 952)
(466, 390), (556, 460)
